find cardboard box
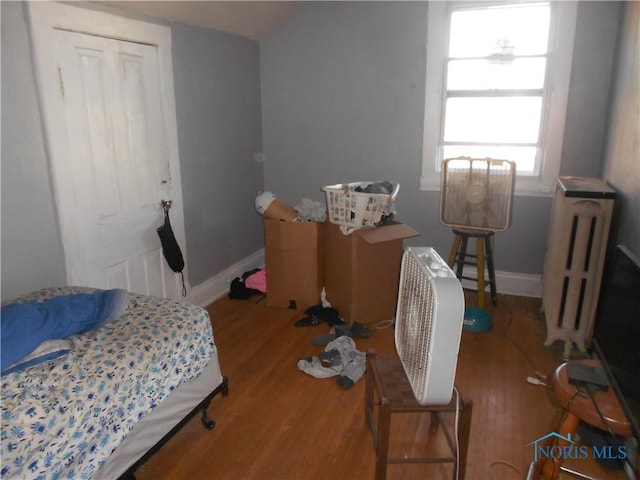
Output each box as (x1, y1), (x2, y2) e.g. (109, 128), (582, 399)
(323, 221), (419, 325)
(264, 219), (323, 310)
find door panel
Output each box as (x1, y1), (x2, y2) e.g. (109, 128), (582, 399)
(28, 2), (188, 300)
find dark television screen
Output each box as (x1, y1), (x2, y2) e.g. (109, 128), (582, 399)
(592, 244), (640, 441)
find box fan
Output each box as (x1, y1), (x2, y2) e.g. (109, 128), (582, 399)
(440, 157), (516, 232)
(395, 247), (465, 405)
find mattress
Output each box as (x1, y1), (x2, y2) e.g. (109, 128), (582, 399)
(95, 357), (223, 479)
(1, 287), (218, 480)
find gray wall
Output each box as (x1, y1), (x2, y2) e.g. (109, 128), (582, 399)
(602, 2), (640, 260)
(0, 2), (264, 300)
(1, 2), (66, 300)
(561, 2), (623, 177)
(171, 23), (264, 286)
(2, 0), (634, 301)
(261, 1), (622, 274)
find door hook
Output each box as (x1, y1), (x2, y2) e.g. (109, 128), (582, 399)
(161, 200), (173, 213)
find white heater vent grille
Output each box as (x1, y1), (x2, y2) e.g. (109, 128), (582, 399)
(395, 247), (465, 405)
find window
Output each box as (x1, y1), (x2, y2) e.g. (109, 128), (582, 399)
(421, 1), (578, 196)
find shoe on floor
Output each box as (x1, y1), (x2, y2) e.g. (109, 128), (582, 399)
(351, 321), (372, 338)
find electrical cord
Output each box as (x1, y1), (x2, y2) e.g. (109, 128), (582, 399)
(527, 390), (583, 480)
(488, 311), (552, 477)
(504, 313), (546, 379)
(453, 385), (461, 480)
(374, 318), (395, 329)
(584, 385), (639, 480)
(489, 460), (522, 478)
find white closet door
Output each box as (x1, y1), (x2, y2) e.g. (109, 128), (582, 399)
(29, 3), (189, 299)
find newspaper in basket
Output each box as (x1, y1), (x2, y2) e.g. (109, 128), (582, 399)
(322, 181), (399, 234)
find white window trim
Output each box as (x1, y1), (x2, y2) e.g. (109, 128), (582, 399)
(420, 1), (578, 197)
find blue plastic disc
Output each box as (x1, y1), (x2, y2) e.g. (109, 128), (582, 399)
(463, 307), (492, 332)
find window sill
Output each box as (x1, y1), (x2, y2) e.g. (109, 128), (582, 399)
(419, 175), (555, 198)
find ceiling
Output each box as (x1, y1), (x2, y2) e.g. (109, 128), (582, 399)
(100, 1), (298, 41)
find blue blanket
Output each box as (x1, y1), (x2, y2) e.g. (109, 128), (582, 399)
(1, 289), (127, 374)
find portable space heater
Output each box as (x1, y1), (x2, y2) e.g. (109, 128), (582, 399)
(395, 247), (465, 405)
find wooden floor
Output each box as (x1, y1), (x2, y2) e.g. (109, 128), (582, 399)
(136, 292), (627, 480)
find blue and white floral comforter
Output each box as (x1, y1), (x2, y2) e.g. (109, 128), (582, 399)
(1, 287), (216, 480)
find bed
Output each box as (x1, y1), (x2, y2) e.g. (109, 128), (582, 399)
(1, 286), (228, 480)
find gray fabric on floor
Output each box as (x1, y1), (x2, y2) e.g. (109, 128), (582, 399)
(297, 336), (366, 387)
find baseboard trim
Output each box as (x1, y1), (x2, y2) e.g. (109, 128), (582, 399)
(458, 267), (542, 298)
(190, 249), (265, 307)
(190, 251), (542, 307)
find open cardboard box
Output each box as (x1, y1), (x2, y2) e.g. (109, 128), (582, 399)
(323, 221), (419, 325)
(264, 219), (324, 311)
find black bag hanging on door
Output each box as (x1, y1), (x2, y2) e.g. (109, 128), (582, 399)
(157, 202), (187, 296)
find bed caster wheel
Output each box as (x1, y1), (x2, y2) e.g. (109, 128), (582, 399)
(201, 415), (216, 430)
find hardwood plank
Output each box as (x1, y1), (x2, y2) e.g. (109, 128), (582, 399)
(135, 293), (627, 480)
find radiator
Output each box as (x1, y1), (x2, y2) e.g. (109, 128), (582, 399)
(542, 177), (616, 358)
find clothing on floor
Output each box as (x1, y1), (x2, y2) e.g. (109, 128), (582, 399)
(244, 269), (267, 293)
(296, 336), (366, 389)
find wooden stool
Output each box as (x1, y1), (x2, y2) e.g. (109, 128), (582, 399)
(365, 350), (473, 480)
(533, 360), (634, 480)
(448, 228), (497, 308)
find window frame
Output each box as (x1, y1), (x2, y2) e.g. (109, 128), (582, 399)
(420, 1), (578, 197)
